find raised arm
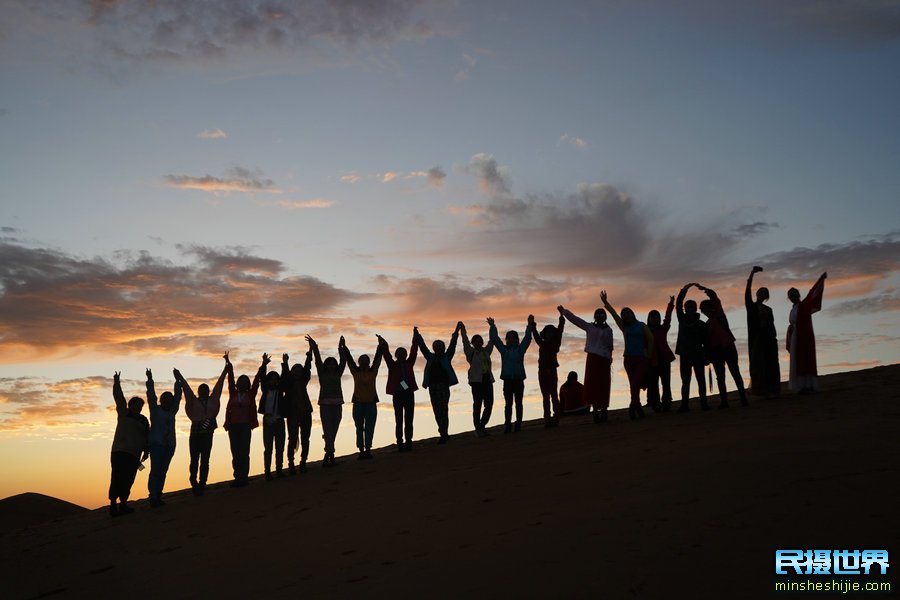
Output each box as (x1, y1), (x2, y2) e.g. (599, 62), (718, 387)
(487, 317), (505, 351)
(803, 272), (827, 310)
(371, 337), (384, 371)
(600, 291), (623, 330)
(560, 305), (589, 331)
(341, 343), (359, 373)
(174, 368), (196, 405)
(224, 352), (236, 396)
(113, 372), (126, 416)
(663, 295), (674, 332)
(407, 330), (419, 365)
(746, 267), (762, 309)
(414, 327), (432, 359)
(209, 362), (227, 415)
(337, 337), (348, 374)
(447, 323), (461, 359)
(460, 324), (474, 361)
(172, 372), (183, 414)
(375, 335), (394, 368)
(146, 369), (157, 408)
(676, 285), (689, 320)
(306, 335), (324, 372)
(520, 315), (535, 352)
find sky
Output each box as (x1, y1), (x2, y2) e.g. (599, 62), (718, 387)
(0, 0), (898, 508)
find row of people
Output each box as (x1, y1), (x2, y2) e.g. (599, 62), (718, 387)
(107, 271), (826, 516)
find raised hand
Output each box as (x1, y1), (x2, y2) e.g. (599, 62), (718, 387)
(339, 336), (346, 348)
(752, 265), (763, 274)
(822, 271), (828, 279)
(282, 353), (289, 363)
(459, 322), (466, 332)
(413, 326), (420, 339)
(527, 314), (535, 325)
(114, 371), (121, 384)
(173, 368), (181, 381)
(146, 368), (153, 381)
(262, 353), (271, 366)
(600, 290), (608, 303)
(557, 305), (565, 315)
(223, 351), (231, 365)
(305, 334), (317, 347)
(669, 295), (675, 303)
(486, 317), (495, 326)
(456, 321), (464, 332)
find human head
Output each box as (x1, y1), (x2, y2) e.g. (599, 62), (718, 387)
(647, 310), (661, 327)
(236, 374), (251, 392)
(160, 391), (174, 410)
(788, 287), (801, 303)
(621, 307), (636, 326)
(358, 354), (371, 369)
(593, 308), (607, 325)
(323, 356), (338, 371)
(290, 364), (304, 378)
(756, 287), (770, 303)
(567, 371), (578, 383)
(684, 299), (698, 316)
(699, 299), (713, 317)
(127, 397), (144, 415)
(266, 371), (280, 387)
(505, 330), (519, 345)
(471, 334), (484, 349)
(541, 324), (557, 340)
(395, 347), (408, 361)
(198, 383), (210, 400)
(432, 340), (446, 354)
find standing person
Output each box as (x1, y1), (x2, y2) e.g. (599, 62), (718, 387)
(460, 321), (495, 437)
(377, 330), (419, 451)
(531, 309), (566, 427)
(146, 368), (182, 507)
(559, 371), (590, 416)
(488, 315), (535, 433)
(415, 324), (461, 444)
(601, 291), (654, 420)
(307, 335), (347, 467)
(787, 272), (827, 394)
(174, 355), (228, 496)
(695, 283), (749, 408)
(108, 371), (150, 517)
(341, 337), (383, 460)
(223, 354), (261, 487)
(745, 266), (781, 398)
(675, 283), (709, 412)
(646, 296), (676, 412)
(559, 303), (613, 423)
(281, 349), (314, 474)
(258, 353), (286, 480)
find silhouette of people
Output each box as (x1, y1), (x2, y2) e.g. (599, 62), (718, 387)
(146, 368), (182, 507)
(174, 355), (228, 496)
(460, 321), (495, 437)
(560, 303), (613, 423)
(646, 296), (676, 412)
(559, 371), (590, 416)
(531, 310), (566, 427)
(307, 335), (346, 467)
(257, 353), (287, 480)
(489, 315), (535, 433)
(378, 330), (419, 451)
(601, 291), (653, 420)
(745, 267), (781, 397)
(787, 272), (827, 394)
(341, 337), (384, 460)
(281, 348), (314, 474)
(415, 324), (461, 444)
(694, 283), (748, 408)
(675, 284), (709, 412)
(223, 354), (260, 487)
(109, 371), (150, 517)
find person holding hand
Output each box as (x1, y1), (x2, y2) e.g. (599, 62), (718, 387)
(108, 371), (150, 517)
(147, 368), (182, 507)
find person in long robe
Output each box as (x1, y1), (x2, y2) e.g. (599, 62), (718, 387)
(745, 267), (781, 397)
(787, 272), (827, 394)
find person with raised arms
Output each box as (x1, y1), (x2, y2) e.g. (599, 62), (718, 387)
(108, 371), (150, 517)
(258, 353), (287, 480)
(415, 323), (461, 444)
(745, 267), (781, 398)
(174, 354), (228, 496)
(146, 368), (182, 507)
(281, 347), (314, 474)
(675, 284), (709, 412)
(531, 309), (566, 427)
(600, 291), (654, 420)
(646, 296), (676, 412)
(488, 315), (535, 433)
(307, 334), (346, 467)
(341, 336), (384, 460)
(223, 354), (261, 487)
(377, 330), (419, 451)
(459, 321), (496, 437)
(787, 272), (827, 394)
(694, 282), (749, 408)
(559, 303), (613, 423)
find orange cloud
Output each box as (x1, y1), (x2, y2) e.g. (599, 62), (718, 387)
(197, 128), (227, 139)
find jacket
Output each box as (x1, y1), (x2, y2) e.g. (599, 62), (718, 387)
(415, 331), (460, 388)
(381, 338), (419, 395)
(461, 331), (495, 384)
(111, 379), (150, 458)
(183, 367), (226, 432)
(148, 380), (182, 447)
(489, 322), (534, 381)
(224, 365), (260, 430)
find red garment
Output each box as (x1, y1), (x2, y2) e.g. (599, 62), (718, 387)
(704, 291), (736, 349)
(559, 380), (587, 413)
(624, 355), (649, 407)
(794, 274), (826, 378)
(224, 366), (260, 431)
(582, 353), (611, 410)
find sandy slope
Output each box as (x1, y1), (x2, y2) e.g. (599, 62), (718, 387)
(1, 365), (898, 599)
(0, 493), (88, 536)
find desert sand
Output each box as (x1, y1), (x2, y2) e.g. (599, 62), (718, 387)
(1, 365), (898, 599)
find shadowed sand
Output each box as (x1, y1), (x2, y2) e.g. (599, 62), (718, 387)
(0, 493), (88, 536)
(2, 365), (898, 599)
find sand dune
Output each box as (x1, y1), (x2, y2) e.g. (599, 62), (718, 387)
(0, 492), (88, 536)
(1, 365), (897, 599)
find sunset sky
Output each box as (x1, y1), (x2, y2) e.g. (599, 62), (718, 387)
(1, 0), (898, 508)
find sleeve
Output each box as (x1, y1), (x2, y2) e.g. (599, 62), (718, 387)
(663, 298), (674, 332)
(676, 287), (688, 321)
(146, 378), (157, 409)
(530, 325), (543, 347)
(603, 299), (624, 331)
(415, 334), (432, 359)
(173, 380), (182, 414)
(447, 330), (460, 359)
(461, 330), (474, 361)
(180, 378), (197, 421)
(520, 322), (533, 353)
(311, 345), (324, 373)
(209, 366), (227, 417)
(489, 323), (505, 351)
(113, 378), (126, 416)
(407, 338), (419, 366)
(372, 346), (383, 372)
(562, 309), (589, 331)
(802, 273), (826, 314)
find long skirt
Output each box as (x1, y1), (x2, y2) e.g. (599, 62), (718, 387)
(582, 353), (611, 410)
